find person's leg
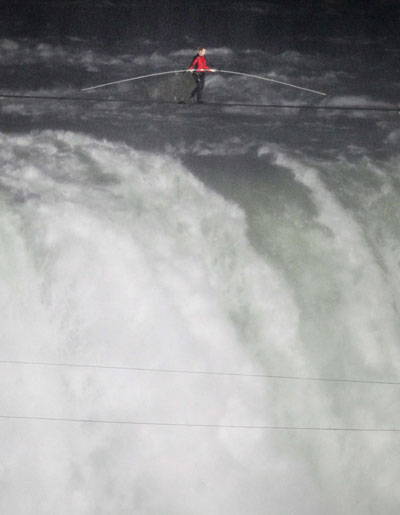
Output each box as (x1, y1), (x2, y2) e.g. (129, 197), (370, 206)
(196, 74), (205, 102)
(190, 73), (199, 99)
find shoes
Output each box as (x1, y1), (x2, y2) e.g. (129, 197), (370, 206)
(188, 97), (204, 104)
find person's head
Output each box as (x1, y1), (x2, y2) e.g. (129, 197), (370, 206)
(198, 48), (206, 56)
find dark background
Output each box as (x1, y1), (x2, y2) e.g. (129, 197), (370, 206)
(1, 0), (399, 44)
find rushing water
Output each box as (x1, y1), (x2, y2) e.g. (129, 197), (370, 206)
(1, 2), (400, 513)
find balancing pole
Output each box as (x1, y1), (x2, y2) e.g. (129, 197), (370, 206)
(82, 69), (326, 96)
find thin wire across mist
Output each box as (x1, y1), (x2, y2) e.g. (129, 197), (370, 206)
(1, 359), (399, 386)
(2, 361), (400, 432)
(1, 93), (399, 112)
(0, 414), (399, 432)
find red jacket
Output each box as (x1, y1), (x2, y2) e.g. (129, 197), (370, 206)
(189, 54), (213, 72)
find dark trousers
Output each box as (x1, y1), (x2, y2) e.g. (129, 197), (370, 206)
(190, 72), (205, 101)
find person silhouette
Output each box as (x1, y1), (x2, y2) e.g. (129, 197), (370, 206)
(189, 47), (216, 103)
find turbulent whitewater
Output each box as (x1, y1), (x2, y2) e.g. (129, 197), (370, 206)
(1, 5), (400, 513)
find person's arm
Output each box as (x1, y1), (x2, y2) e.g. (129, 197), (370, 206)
(205, 57), (216, 72)
(189, 55), (199, 71)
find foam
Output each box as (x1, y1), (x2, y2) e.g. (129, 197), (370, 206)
(0, 130), (318, 514)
